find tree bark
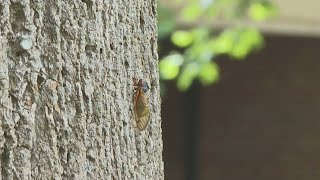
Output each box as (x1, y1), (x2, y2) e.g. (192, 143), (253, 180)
(0, 0), (163, 179)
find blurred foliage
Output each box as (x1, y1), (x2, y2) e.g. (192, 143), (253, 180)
(158, 0), (277, 91)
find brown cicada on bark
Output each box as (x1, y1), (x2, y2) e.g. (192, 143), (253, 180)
(133, 78), (150, 130)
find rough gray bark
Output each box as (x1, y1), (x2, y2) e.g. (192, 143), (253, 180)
(0, 0), (163, 179)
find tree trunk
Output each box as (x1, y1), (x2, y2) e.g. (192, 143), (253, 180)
(0, 0), (163, 179)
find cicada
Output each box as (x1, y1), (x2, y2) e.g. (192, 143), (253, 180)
(133, 78), (150, 130)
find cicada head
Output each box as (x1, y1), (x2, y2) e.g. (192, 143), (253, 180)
(141, 81), (149, 93)
(133, 78), (149, 92)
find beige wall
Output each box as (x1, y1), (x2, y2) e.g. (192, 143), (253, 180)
(259, 0), (320, 36)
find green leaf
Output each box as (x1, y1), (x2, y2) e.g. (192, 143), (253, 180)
(180, 2), (202, 21)
(211, 28), (263, 59)
(211, 30), (235, 54)
(198, 62), (219, 85)
(187, 28), (214, 62)
(188, 43), (214, 63)
(171, 30), (194, 47)
(191, 28), (209, 42)
(249, 2), (277, 21)
(177, 63), (199, 91)
(231, 28), (263, 59)
(159, 54), (184, 80)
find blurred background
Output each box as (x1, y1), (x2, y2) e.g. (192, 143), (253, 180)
(158, 0), (320, 179)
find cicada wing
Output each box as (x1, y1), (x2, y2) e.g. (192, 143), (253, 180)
(134, 90), (150, 130)
(136, 108), (150, 130)
(136, 91), (149, 116)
